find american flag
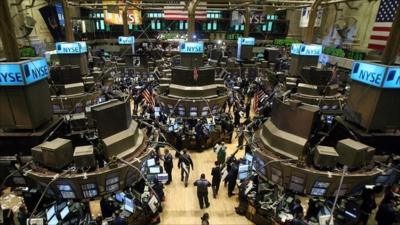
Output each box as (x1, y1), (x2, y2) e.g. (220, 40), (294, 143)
(164, 1), (206, 20)
(142, 86), (155, 109)
(368, 0), (399, 51)
(253, 88), (267, 113)
(193, 67), (199, 81)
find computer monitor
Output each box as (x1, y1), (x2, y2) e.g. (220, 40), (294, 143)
(239, 164), (249, 173)
(201, 111), (208, 116)
(190, 112), (197, 117)
(178, 110), (185, 116)
(239, 171), (248, 180)
(245, 153), (253, 163)
(124, 197), (135, 213)
(60, 206), (69, 220)
(46, 205), (56, 220)
(115, 192), (126, 203)
(149, 166), (161, 174)
(147, 158), (156, 167)
(48, 216), (58, 225)
(157, 173), (169, 183)
(311, 188), (327, 196)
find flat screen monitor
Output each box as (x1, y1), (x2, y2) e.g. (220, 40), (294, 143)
(245, 153), (253, 163)
(57, 202), (67, 212)
(157, 173), (169, 183)
(311, 188), (327, 196)
(48, 216), (58, 225)
(190, 107), (197, 111)
(147, 158), (156, 167)
(46, 205), (56, 220)
(173, 124), (179, 130)
(239, 171), (248, 180)
(60, 206), (69, 220)
(115, 192), (126, 202)
(314, 181), (330, 188)
(201, 111), (208, 116)
(178, 110), (185, 116)
(124, 197), (134, 213)
(149, 166), (161, 174)
(239, 164), (249, 174)
(190, 112), (197, 117)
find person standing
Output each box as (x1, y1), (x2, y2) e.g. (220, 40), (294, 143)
(17, 205), (28, 225)
(226, 161), (239, 197)
(178, 150), (194, 187)
(236, 125), (245, 149)
(217, 143), (226, 166)
(211, 161), (222, 198)
(163, 149), (173, 185)
(234, 108), (241, 127)
(193, 174), (211, 209)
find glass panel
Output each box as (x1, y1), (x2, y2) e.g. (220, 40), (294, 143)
(267, 21), (273, 31)
(100, 20), (105, 30)
(213, 21), (217, 30)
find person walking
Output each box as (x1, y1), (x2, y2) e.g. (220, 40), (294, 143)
(211, 161), (222, 198)
(193, 174), (211, 209)
(217, 142), (226, 166)
(163, 149), (173, 185)
(178, 150), (194, 187)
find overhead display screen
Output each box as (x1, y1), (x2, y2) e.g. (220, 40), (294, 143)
(0, 58), (49, 86)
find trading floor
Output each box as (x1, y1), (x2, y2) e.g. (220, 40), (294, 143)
(159, 138), (253, 225)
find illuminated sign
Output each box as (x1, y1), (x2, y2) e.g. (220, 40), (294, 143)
(291, 43), (322, 56)
(23, 58), (49, 85)
(0, 58), (49, 86)
(118, 36), (135, 45)
(238, 37), (255, 46)
(383, 67), (400, 89)
(180, 42), (204, 54)
(291, 43), (302, 55)
(351, 62), (386, 88)
(56, 42), (87, 54)
(103, 0), (142, 25)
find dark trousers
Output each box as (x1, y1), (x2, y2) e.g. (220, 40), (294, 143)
(181, 167), (190, 186)
(166, 168), (172, 183)
(228, 180), (236, 196)
(212, 180), (221, 197)
(197, 192), (210, 209)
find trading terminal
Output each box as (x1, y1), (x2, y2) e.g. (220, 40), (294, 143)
(0, 0), (399, 225)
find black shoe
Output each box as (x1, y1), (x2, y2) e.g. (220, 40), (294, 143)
(185, 183), (188, 187)
(206, 203), (210, 208)
(213, 194), (216, 199)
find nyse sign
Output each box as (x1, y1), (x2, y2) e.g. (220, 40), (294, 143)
(351, 62), (386, 88)
(238, 37), (255, 46)
(291, 43), (322, 56)
(0, 58), (49, 86)
(383, 67), (400, 89)
(180, 42), (204, 54)
(56, 42), (88, 54)
(118, 36), (135, 45)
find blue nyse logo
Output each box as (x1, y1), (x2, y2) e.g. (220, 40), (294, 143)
(0, 58), (48, 86)
(118, 36), (135, 45)
(238, 37), (255, 46)
(180, 42), (204, 53)
(0, 64), (24, 86)
(56, 42), (87, 54)
(383, 67), (400, 89)
(291, 44), (322, 56)
(23, 58), (49, 85)
(351, 62), (386, 88)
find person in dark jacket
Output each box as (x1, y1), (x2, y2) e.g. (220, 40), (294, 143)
(226, 161), (239, 197)
(211, 161), (222, 198)
(291, 199), (304, 219)
(201, 213), (210, 225)
(234, 109), (241, 127)
(375, 199), (398, 225)
(163, 149), (173, 185)
(112, 210), (127, 225)
(193, 174), (211, 209)
(178, 150), (194, 187)
(17, 205), (28, 225)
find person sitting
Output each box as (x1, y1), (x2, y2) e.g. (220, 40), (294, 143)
(291, 199), (304, 219)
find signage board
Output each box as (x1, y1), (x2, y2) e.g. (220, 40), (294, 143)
(103, 0), (142, 25)
(290, 43), (322, 56)
(56, 42), (87, 54)
(238, 37), (255, 46)
(351, 61), (386, 88)
(118, 36), (135, 45)
(0, 58), (49, 86)
(383, 67), (400, 89)
(180, 42), (204, 54)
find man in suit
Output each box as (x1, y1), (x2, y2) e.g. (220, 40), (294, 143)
(194, 174), (211, 209)
(178, 149), (194, 187)
(211, 161), (222, 198)
(163, 149), (173, 185)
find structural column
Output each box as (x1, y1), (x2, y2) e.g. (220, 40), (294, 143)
(304, 0), (323, 43)
(62, 0), (74, 42)
(123, 6), (129, 36)
(381, 8), (400, 65)
(0, 0), (19, 61)
(244, 7), (251, 37)
(187, 0), (199, 41)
